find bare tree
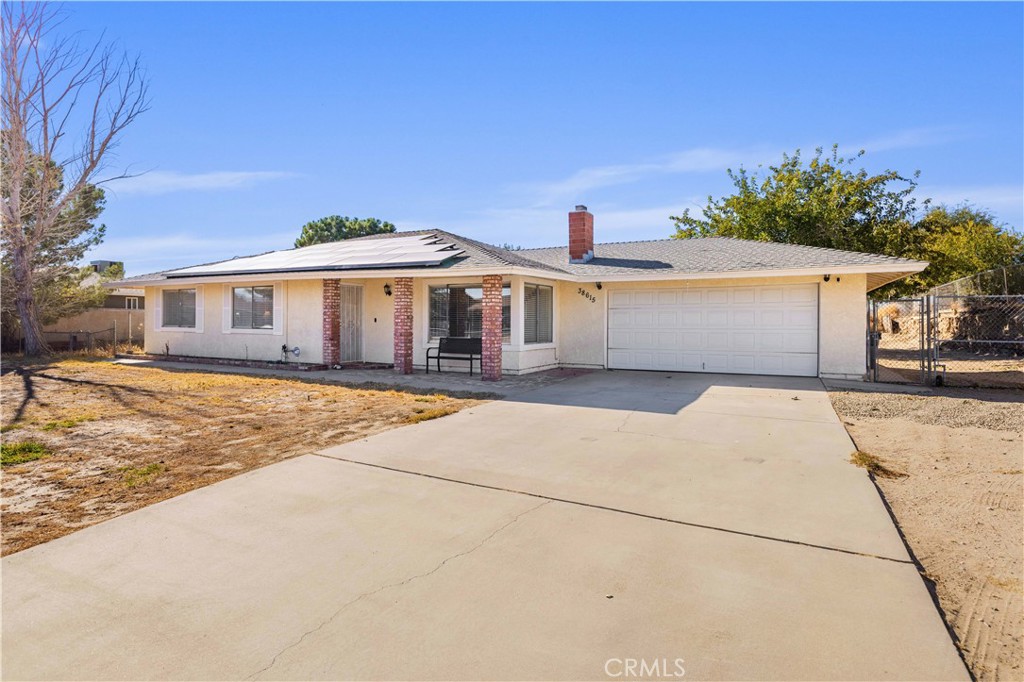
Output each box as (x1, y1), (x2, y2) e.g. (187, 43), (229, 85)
(1, 2), (148, 355)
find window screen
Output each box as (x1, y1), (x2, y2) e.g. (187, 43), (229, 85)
(524, 284), (553, 344)
(429, 284), (510, 342)
(162, 289), (196, 328)
(232, 286), (274, 329)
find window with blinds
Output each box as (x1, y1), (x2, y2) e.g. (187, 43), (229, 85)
(524, 283), (553, 344)
(429, 284), (510, 342)
(161, 289), (196, 328)
(232, 286), (274, 329)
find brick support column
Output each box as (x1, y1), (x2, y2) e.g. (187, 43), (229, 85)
(393, 277), (414, 374)
(322, 279), (340, 366)
(481, 274), (503, 381)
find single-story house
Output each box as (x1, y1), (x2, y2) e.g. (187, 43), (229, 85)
(115, 206), (926, 381)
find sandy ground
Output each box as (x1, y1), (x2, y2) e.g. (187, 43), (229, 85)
(875, 345), (1024, 388)
(830, 388), (1024, 681)
(1, 359), (487, 556)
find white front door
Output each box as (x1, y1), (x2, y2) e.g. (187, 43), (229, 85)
(338, 285), (363, 363)
(607, 284), (819, 377)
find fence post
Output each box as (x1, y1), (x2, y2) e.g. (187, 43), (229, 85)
(113, 320), (117, 357)
(128, 312), (133, 347)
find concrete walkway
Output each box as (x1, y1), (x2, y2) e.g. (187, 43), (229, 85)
(1, 371), (968, 680)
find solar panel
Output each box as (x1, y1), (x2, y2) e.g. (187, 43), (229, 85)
(166, 234), (465, 277)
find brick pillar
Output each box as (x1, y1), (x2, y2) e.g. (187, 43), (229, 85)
(322, 279), (340, 366)
(393, 277), (414, 374)
(481, 274), (503, 381)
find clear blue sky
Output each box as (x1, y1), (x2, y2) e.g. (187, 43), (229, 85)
(63, 2), (1024, 275)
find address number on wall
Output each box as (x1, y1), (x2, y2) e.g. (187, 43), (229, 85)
(577, 287), (597, 303)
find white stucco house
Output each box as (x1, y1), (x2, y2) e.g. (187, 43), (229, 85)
(115, 206), (927, 381)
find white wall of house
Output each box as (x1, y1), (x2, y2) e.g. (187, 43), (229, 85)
(144, 280), (324, 363)
(143, 271), (868, 379)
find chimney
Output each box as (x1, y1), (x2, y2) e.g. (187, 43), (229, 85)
(569, 205), (594, 263)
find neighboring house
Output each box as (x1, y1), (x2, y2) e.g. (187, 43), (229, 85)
(43, 261), (146, 346)
(115, 206), (926, 380)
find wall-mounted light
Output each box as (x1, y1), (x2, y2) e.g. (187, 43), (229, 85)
(384, 283), (392, 296)
(595, 282), (603, 290)
(823, 274), (831, 282)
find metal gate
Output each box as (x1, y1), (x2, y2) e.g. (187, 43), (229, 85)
(869, 295), (1024, 387)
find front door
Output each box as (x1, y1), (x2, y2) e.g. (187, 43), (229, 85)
(339, 285), (363, 363)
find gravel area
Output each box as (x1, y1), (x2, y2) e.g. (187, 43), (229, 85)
(829, 387), (1024, 432)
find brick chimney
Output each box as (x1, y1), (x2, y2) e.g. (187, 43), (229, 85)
(569, 205), (594, 263)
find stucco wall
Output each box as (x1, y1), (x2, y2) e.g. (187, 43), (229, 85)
(145, 280), (324, 364)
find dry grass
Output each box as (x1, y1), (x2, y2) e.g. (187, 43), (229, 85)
(849, 450), (907, 479)
(0, 358), (486, 555)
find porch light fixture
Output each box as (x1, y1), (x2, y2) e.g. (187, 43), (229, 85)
(384, 283), (392, 296)
(596, 282), (603, 290)
(823, 274), (830, 282)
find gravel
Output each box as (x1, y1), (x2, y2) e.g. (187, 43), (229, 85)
(829, 388), (1024, 432)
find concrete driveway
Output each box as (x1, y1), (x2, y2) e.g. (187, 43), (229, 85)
(2, 371), (967, 680)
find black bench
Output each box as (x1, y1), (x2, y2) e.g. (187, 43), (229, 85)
(426, 337), (482, 375)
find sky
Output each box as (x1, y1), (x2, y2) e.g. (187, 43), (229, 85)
(55, 2), (1024, 276)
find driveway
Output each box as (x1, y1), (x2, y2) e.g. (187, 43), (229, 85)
(2, 371), (967, 680)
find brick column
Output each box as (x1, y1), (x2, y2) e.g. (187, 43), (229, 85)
(393, 277), (414, 374)
(322, 279), (340, 366)
(481, 274), (503, 381)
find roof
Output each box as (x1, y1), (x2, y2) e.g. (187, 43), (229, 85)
(112, 230), (926, 291)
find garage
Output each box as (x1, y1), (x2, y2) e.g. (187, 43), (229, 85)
(607, 283), (819, 377)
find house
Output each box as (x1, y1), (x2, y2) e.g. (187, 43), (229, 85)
(38, 260), (145, 349)
(116, 206), (926, 381)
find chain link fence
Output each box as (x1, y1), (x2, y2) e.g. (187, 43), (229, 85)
(869, 294), (1024, 388)
(930, 295), (1024, 388)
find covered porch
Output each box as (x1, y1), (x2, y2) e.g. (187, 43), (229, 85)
(321, 274), (558, 381)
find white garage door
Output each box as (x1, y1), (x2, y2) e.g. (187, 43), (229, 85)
(607, 284), (819, 377)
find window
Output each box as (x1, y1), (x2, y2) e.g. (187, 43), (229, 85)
(162, 289), (196, 328)
(232, 286), (274, 329)
(524, 283), (553, 344)
(429, 284), (511, 342)
(125, 297), (140, 310)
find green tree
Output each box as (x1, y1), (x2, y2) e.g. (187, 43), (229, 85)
(671, 146), (926, 256)
(294, 216), (396, 247)
(909, 205), (1024, 293)
(670, 145), (1024, 296)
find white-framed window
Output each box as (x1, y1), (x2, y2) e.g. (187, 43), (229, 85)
(524, 283), (553, 344)
(161, 289), (197, 328)
(232, 285), (274, 329)
(125, 297), (140, 310)
(429, 284), (511, 342)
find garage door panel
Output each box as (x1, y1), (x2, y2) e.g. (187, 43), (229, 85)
(732, 288), (756, 304)
(608, 284), (819, 377)
(732, 310), (756, 327)
(732, 332), (756, 351)
(786, 285), (818, 304)
(706, 290), (729, 305)
(680, 290), (702, 305)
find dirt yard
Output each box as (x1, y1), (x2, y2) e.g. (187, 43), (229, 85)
(830, 387), (1024, 681)
(1, 359), (488, 556)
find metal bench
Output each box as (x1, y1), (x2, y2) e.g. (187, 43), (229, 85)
(425, 337), (482, 375)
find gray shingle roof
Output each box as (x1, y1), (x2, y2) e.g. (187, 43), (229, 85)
(516, 236), (924, 276)
(113, 230), (925, 285)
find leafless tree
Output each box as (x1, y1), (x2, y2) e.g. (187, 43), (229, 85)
(1, 2), (148, 355)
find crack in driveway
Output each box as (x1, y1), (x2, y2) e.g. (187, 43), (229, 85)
(246, 499), (551, 680)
